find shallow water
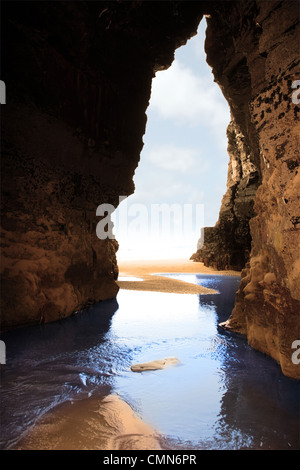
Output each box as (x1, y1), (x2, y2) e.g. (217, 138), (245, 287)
(0, 274), (299, 450)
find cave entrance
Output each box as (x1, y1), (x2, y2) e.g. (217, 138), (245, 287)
(113, 19), (230, 261)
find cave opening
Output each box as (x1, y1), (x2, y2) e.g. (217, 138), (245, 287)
(112, 18), (230, 262)
(1, 1), (299, 451)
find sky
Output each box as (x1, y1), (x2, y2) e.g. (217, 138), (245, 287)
(112, 19), (231, 261)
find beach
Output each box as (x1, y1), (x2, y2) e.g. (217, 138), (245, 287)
(117, 258), (241, 295)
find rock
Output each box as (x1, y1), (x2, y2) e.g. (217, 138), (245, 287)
(191, 118), (258, 271)
(201, 1), (300, 379)
(0, 1), (204, 330)
(131, 357), (179, 372)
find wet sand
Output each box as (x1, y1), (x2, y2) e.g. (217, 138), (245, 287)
(117, 258), (240, 295)
(15, 394), (162, 450)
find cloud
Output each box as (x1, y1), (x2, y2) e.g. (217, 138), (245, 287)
(147, 144), (199, 172)
(115, 22), (231, 260)
(149, 60), (230, 147)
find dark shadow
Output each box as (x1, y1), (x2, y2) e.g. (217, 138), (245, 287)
(0, 298), (119, 450)
(197, 274), (241, 324)
(1, 298), (119, 361)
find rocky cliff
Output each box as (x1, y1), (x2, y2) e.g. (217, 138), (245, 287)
(191, 117), (259, 271)
(202, 0), (300, 379)
(1, 1), (204, 329)
(1, 1), (299, 378)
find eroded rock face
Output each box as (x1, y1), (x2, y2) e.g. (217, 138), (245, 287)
(1, 1), (299, 379)
(191, 118), (259, 270)
(1, 1), (204, 329)
(203, 0), (300, 379)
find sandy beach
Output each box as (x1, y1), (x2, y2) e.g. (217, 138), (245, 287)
(117, 258), (241, 295)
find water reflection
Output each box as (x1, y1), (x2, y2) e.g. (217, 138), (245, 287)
(156, 274), (299, 449)
(158, 273), (241, 323)
(0, 275), (299, 450)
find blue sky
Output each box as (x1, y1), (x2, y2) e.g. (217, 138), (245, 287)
(113, 20), (230, 260)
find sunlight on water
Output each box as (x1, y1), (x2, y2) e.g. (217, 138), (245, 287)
(0, 274), (299, 450)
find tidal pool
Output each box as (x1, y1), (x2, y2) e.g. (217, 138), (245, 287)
(0, 274), (299, 450)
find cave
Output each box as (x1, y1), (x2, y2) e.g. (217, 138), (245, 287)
(1, 0), (299, 388)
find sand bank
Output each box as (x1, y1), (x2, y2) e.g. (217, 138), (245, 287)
(117, 259), (240, 295)
(15, 394), (162, 450)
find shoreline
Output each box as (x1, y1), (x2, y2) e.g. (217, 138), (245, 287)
(117, 258), (241, 295)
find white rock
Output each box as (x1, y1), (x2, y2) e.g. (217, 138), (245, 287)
(130, 357), (179, 372)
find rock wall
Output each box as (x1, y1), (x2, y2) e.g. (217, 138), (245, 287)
(191, 117), (259, 271)
(1, 1), (299, 378)
(0, 1), (204, 329)
(203, 0), (300, 379)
